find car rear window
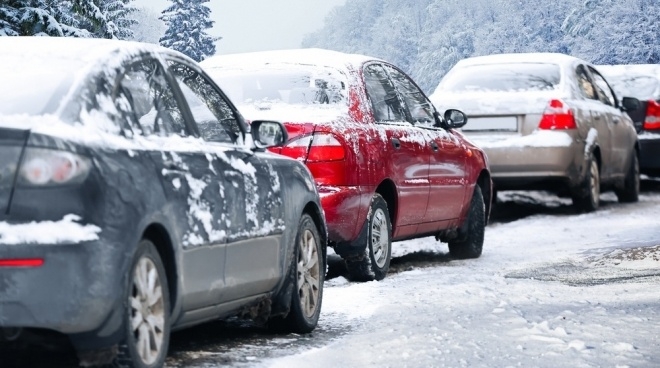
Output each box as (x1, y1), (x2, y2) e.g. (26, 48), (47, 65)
(440, 63), (561, 92)
(606, 75), (660, 100)
(0, 56), (79, 116)
(207, 64), (349, 107)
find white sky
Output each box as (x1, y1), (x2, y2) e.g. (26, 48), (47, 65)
(133, 0), (346, 55)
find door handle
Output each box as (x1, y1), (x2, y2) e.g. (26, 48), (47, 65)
(613, 118), (620, 124)
(391, 138), (401, 150)
(430, 141), (439, 152)
(594, 115), (602, 120)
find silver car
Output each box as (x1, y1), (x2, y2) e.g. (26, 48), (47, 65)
(430, 53), (641, 212)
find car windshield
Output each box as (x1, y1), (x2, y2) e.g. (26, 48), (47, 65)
(208, 64), (349, 107)
(606, 75), (659, 100)
(0, 55), (81, 116)
(441, 63), (561, 92)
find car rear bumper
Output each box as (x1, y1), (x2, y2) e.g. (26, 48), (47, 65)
(0, 238), (124, 336)
(476, 133), (583, 190)
(639, 133), (660, 174)
(317, 185), (367, 246)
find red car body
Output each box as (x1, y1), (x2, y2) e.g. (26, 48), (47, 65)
(202, 49), (491, 280)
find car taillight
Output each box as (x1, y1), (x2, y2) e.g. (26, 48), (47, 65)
(280, 135), (313, 161)
(307, 134), (345, 162)
(0, 258), (44, 267)
(644, 100), (660, 130)
(18, 148), (91, 186)
(538, 99), (577, 130)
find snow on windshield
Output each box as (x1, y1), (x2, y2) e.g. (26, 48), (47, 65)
(439, 63), (561, 93)
(206, 64), (350, 122)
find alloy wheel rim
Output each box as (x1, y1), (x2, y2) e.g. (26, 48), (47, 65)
(371, 208), (389, 268)
(297, 229), (320, 318)
(130, 257), (165, 365)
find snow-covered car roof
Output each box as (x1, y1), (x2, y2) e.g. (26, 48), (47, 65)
(0, 36), (179, 67)
(201, 48), (378, 71)
(455, 52), (584, 68)
(596, 64), (660, 79)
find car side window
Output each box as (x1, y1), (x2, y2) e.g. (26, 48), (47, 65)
(589, 68), (617, 107)
(364, 64), (407, 122)
(117, 59), (187, 137)
(384, 65), (435, 126)
(576, 65), (598, 101)
(167, 61), (242, 144)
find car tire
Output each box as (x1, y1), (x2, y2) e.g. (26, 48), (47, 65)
(572, 156), (600, 212)
(115, 239), (170, 368)
(615, 152), (640, 203)
(448, 185), (485, 259)
(269, 214), (323, 333)
(346, 194), (392, 282)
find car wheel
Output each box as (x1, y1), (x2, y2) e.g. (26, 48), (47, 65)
(448, 185), (485, 259)
(572, 156), (600, 212)
(615, 152), (640, 203)
(270, 214), (323, 333)
(346, 194), (392, 282)
(115, 239), (170, 368)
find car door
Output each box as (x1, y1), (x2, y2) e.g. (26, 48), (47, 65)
(116, 58), (229, 312)
(575, 65), (614, 178)
(385, 64), (467, 227)
(363, 63), (430, 238)
(167, 59), (285, 303)
(589, 67), (632, 177)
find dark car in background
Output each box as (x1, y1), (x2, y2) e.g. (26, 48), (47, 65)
(598, 65), (660, 177)
(0, 37), (326, 368)
(201, 49), (492, 282)
(430, 53), (641, 212)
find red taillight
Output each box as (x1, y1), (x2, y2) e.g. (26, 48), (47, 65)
(644, 100), (660, 130)
(538, 99), (577, 130)
(0, 258), (44, 267)
(307, 134), (345, 162)
(280, 133), (346, 162)
(280, 135), (313, 161)
(18, 148), (91, 186)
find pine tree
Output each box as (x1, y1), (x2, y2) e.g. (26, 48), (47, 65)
(159, 0), (218, 62)
(0, 0), (92, 37)
(74, 0), (138, 40)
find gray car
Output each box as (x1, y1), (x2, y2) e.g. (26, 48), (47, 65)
(0, 37), (326, 368)
(430, 53), (641, 212)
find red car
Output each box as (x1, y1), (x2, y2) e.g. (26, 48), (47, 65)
(202, 49), (492, 281)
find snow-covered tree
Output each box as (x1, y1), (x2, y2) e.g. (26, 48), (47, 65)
(73, 0), (137, 39)
(0, 0), (91, 37)
(159, 0), (218, 61)
(0, 0), (136, 39)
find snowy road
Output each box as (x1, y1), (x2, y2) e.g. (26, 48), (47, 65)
(4, 182), (660, 367)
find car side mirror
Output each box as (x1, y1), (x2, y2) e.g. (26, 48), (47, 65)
(621, 96), (641, 112)
(251, 120), (288, 150)
(444, 109), (468, 129)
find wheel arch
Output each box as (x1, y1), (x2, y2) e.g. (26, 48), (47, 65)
(141, 223), (178, 314)
(375, 179), (398, 228)
(476, 169), (493, 223)
(303, 201), (328, 261)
